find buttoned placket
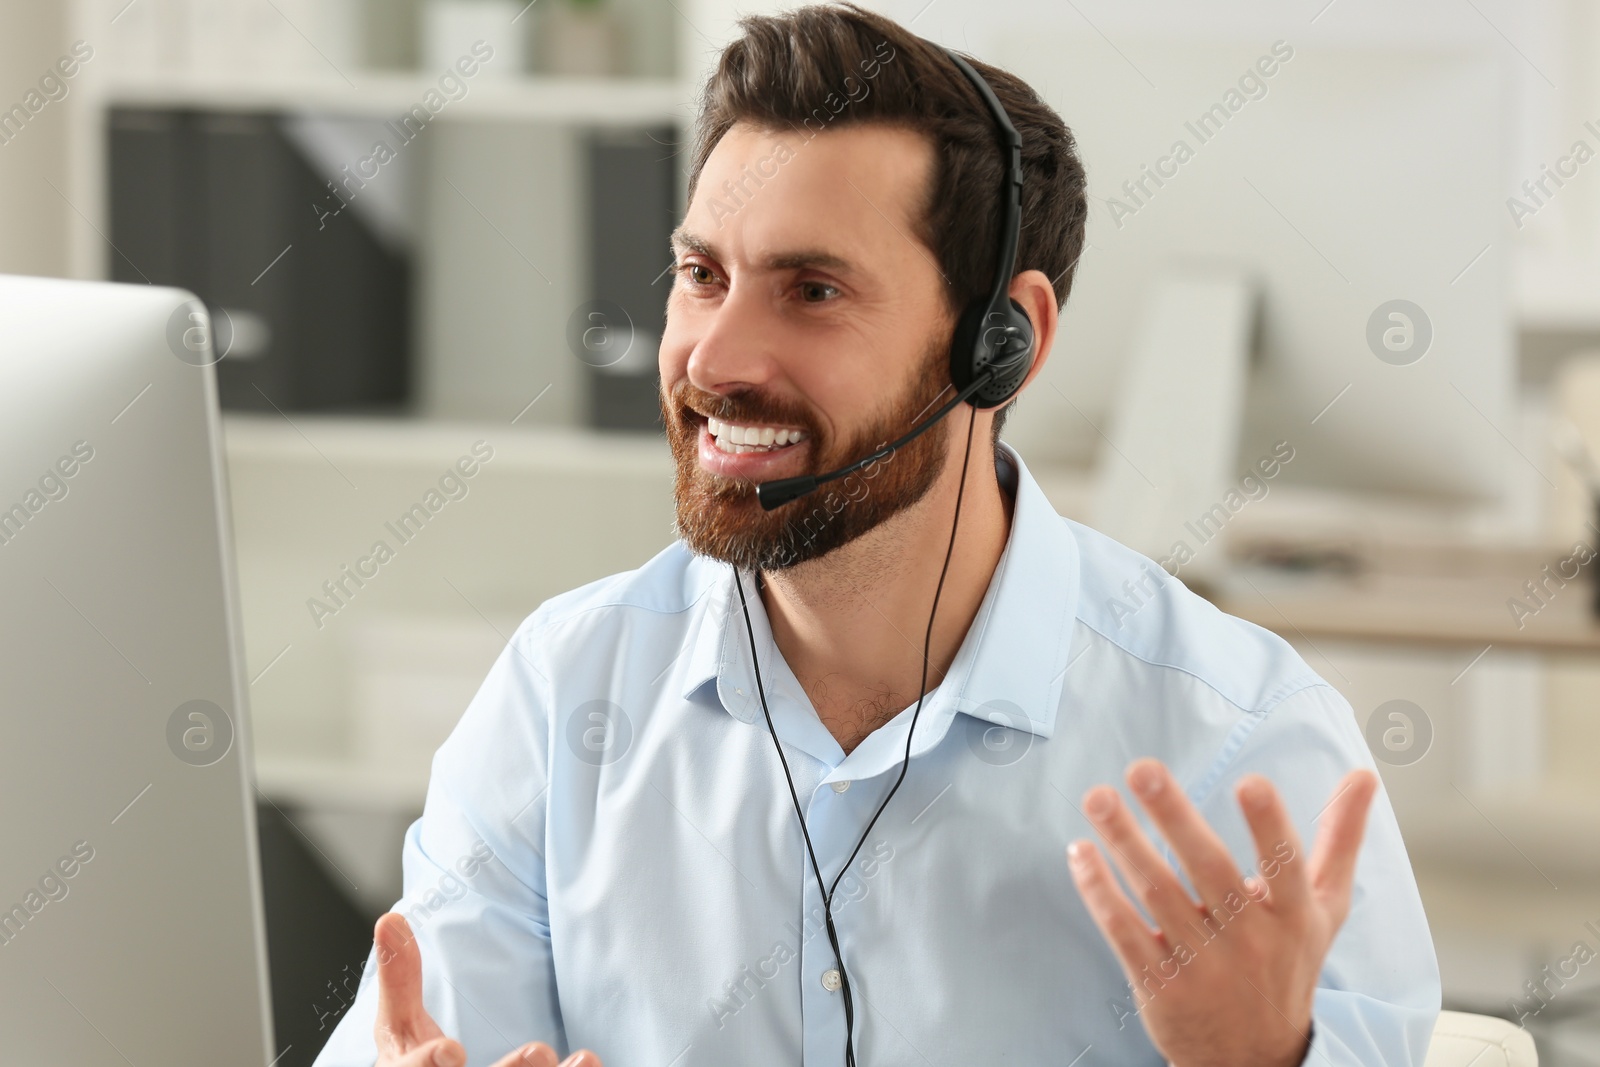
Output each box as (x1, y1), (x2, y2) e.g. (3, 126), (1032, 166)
(743, 623), (968, 1051)
(715, 550), (1043, 1060)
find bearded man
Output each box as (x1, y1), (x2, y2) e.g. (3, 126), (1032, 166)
(314, 6), (1440, 1067)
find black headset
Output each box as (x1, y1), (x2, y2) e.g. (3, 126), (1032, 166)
(945, 50), (1036, 410)
(753, 48), (1033, 512)
(733, 44), (1032, 1066)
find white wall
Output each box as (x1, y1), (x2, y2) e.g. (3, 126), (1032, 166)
(417, 120), (589, 425)
(0, 0), (71, 278)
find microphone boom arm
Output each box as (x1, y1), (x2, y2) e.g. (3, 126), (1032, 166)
(754, 370), (996, 510)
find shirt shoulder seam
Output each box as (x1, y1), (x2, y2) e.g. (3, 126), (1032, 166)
(1189, 681), (1347, 809)
(1074, 613), (1325, 716)
(513, 565), (720, 653)
(1072, 615), (1339, 808)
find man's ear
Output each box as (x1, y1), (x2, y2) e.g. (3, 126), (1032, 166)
(1008, 269), (1060, 397)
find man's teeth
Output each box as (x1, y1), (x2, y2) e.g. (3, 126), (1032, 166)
(706, 416), (808, 454)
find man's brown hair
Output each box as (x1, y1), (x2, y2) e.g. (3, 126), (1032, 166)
(686, 2), (1089, 442)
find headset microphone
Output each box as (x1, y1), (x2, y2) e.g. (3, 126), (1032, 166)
(754, 370), (996, 510)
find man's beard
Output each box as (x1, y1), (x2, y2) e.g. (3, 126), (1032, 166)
(661, 344), (954, 572)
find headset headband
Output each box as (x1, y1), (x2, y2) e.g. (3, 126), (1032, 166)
(942, 49), (1024, 327)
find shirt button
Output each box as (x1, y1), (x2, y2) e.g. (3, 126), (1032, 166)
(831, 780), (851, 793)
(821, 968), (842, 992)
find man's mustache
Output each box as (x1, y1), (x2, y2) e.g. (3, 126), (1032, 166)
(670, 384), (818, 438)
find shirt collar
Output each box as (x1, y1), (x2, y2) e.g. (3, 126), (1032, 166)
(679, 441), (1081, 747)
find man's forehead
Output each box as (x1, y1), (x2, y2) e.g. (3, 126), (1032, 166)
(697, 120), (932, 188)
(704, 120), (799, 158)
(683, 122), (934, 267)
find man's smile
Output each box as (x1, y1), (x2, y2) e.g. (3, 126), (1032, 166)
(706, 415), (810, 453)
(690, 409), (815, 481)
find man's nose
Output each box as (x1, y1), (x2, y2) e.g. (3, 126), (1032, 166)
(685, 283), (781, 397)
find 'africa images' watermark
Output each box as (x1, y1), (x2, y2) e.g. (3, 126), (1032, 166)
(1105, 837), (1297, 1030)
(305, 441), (495, 629)
(313, 838), (500, 1032)
(1366, 300), (1432, 366)
(1506, 529), (1598, 630)
(1153, 441), (1295, 580)
(1506, 118), (1600, 230)
(166, 699), (235, 767)
(0, 840), (96, 949)
(1105, 441), (1296, 628)
(1507, 919), (1600, 1029)
(566, 700), (633, 766)
(1364, 699), (1432, 767)
(0, 439), (95, 549)
(312, 41), (496, 231)
(1104, 40), (1294, 229)
(0, 40), (93, 149)
(707, 839), (895, 1029)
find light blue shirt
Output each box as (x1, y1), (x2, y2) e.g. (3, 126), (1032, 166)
(314, 441), (1440, 1066)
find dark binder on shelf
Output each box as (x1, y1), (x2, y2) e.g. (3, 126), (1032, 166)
(109, 107), (411, 413)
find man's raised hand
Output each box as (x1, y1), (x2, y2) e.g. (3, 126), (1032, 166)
(1066, 759), (1379, 1067)
(371, 912), (601, 1067)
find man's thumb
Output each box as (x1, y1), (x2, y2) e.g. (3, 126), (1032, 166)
(374, 912), (433, 1045)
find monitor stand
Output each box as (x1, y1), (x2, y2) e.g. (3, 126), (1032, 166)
(1090, 268), (1257, 594)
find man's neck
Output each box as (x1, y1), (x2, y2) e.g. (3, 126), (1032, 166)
(758, 448), (1016, 755)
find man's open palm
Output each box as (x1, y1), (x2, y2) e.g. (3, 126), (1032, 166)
(370, 912), (601, 1067)
(1068, 758), (1379, 1067)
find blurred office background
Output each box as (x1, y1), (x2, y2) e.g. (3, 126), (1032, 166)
(4, 0), (1600, 1062)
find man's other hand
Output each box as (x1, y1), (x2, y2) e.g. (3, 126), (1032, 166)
(371, 912), (602, 1067)
(1066, 759), (1379, 1067)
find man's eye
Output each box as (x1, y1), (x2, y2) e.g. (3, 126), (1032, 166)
(799, 281), (838, 302)
(684, 264), (716, 285)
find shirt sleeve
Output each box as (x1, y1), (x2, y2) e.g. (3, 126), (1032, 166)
(312, 623), (564, 1067)
(1184, 682), (1442, 1067)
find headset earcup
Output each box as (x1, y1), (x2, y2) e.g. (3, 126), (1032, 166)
(948, 302), (987, 397)
(994, 296), (1036, 398)
(949, 297), (1035, 409)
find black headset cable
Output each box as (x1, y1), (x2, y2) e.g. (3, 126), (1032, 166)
(732, 400), (981, 1065)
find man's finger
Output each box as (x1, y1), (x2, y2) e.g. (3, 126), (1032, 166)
(1081, 783), (1204, 936)
(374, 912), (438, 1053)
(1068, 839), (1163, 975)
(490, 1042), (560, 1067)
(1234, 773), (1308, 914)
(1125, 759), (1247, 908)
(1307, 769), (1379, 912)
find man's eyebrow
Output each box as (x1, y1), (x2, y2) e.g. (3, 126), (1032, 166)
(765, 249), (855, 273)
(670, 227), (712, 258)
(670, 228), (856, 274)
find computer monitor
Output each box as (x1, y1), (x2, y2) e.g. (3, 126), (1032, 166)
(0, 275), (276, 1064)
(989, 34), (1513, 503)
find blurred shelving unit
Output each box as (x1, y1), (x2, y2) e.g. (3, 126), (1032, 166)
(53, 0), (780, 427)
(41, 4), (770, 903)
(223, 411), (679, 922)
(91, 69), (689, 125)
(56, 0), (766, 283)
